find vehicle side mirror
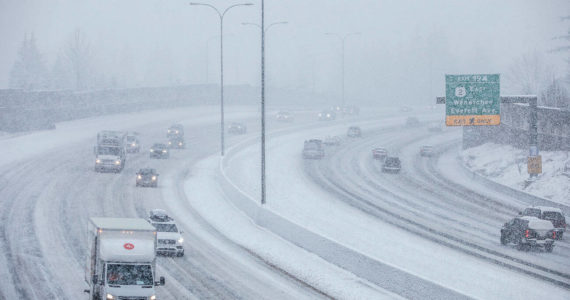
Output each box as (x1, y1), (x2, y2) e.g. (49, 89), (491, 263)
(155, 276), (165, 286)
(92, 275), (99, 284)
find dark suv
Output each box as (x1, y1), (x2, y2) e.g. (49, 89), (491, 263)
(500, 216), (556, 252)
(382, 156), (401, 173)
(521, 206), (566, 239)
(150, 143), (169, 159)
(347, 126), (362, 138)
(136, 168), (158, 187)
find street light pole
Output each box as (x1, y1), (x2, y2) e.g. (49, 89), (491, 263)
(190, 2), (253, 156)
(242, 13), (287, 206)
(325, 32), (361, 108)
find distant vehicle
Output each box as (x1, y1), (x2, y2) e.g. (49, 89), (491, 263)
(150, 143), (169, 159)
(521, 206), (566, 239)
(167, 124), (184, 139)
(228, 122), (247, 134)
(323, 136), (341, 146)
(500, 216), (556, 252)
(428, 122), (444, 132)
(303, 139), (325, 159)
(382, 156), (401, 173)
(148, 209), (184, 257)
(342, 105), (360, 115)
(563, 161), (570, 177)
(420, 145), (434, 157)
(318, 110), (336, 121)
(347, 126), (362, 138)
(400, 105), (413, 112)
(372, 147), (388, 160)
(275, 111), (294, 122)
(94, 131), (127, 173)
(331, 105), (343, 114)
(167, 137), (185, 149)
(126, 132), (141, 153)
(405, 117), (420, 127)
(136, 168), (158, 187)
(84, 217), (165, 300)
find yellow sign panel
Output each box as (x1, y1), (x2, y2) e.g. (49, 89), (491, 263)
(528, 156), (542, 174)
(446, 115), (501, 126)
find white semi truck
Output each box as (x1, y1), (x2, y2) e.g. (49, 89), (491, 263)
(84, 218), (165, 300)
(94, 131), (127, 173)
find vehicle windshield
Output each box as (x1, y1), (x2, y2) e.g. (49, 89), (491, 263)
(542, 211), (563, 221)
(139, 169), (155, 175)
(97, 147), (120, 156)
(152, 144), (165, 149)
(385, 158), (400, 165)
(153, 223), (178, 232)
(106, 264), (153, 286)
(127, 136), (136, 142)
(305, 142), (321, 150)
(522, 208), (541, 218)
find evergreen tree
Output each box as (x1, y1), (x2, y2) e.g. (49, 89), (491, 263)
(9, 34), (48, 90)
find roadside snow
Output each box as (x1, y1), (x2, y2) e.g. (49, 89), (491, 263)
(462, 143), (570, 206)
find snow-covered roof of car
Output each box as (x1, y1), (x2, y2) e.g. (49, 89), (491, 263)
(531, 206), (563, 214)
(520, 216), (555, 230)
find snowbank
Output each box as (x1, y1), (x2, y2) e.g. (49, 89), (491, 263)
(461, 143), (570, 207)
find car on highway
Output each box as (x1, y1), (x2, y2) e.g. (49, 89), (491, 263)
(382, 156), (401, 173)
(303, 139), (325, 159)
(167, 124), (184, 139)
(420, 145), (434, 157)
(323, 135), (341, 146)
(521, 206), (566, 239)
(342, 105), (360, 115)
(347, 126), (362, 138)
(405, 117), (420, 127)
(275, 111), (294, 122)
(126, 132), (141, 153)
(150, 143), (169, 159)
(148, 209), (185, 257)
(372, 147), (388, 160)
(136, 168), (158, 187)
(168, 137), (185, 149)
(400, 105), (413, 112)
(500, 216), (556, 252)
(318, 110), (336, 121)
(228, 122), (247, 134)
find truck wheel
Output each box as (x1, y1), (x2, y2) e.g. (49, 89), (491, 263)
(545, 244), (554, 253)
(557, 232), (563, 240)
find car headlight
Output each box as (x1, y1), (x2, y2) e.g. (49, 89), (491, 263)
(131, 143), (136, 147)
(96, 159), (101, 164)
(326, 114), (331, 117)
(137, 175), (142, 179)
(178, 142), (182, 146)
(106, 294), (114, 300)
(168, 130), (171, 133)
(150, 296), (156, 300)
(162, 150), (167, 153)
(152, 176), (157, 181)
(318, 113), (322, 117)
(150, 149), (154, 152)
(114, 160), (120, 165)
(178, 237), (184, 243)
(175, 130), (179, 134)
(168, 141), (172, 145)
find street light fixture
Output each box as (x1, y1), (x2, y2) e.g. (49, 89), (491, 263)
(242, 18), (287, 205)
(190, 2), (254, 156)
(325, 32), (361, 108)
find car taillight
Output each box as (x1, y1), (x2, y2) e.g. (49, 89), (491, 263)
(525, 229), (529, 238)
(553, 231), (556, 239)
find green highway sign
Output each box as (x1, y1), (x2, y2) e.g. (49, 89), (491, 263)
(445, 74), (500, 126)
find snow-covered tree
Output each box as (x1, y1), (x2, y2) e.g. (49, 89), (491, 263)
(65, 29), (95, 90)
(504, 52), (553, 105)
(541, 77), (569, 109)
(9, 34), (48, 90)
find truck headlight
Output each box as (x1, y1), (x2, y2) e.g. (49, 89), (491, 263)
(115, 160), (121, 165)
(152, 176), (157, 181)
(178, 237), (184, 243)
(106, 294), (114, 300)
(150, 296), (156, 300)
(162, 150), (167, 153)
(137, 175), (142, 179)
(96, 159), (101, 164)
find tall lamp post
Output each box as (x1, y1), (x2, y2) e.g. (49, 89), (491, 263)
(242, 19), (287, 205)
(325, 32), (361, 108)
(190, 2), (253, 156)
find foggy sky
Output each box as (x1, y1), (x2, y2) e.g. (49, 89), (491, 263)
(1, 0), (569, 105)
